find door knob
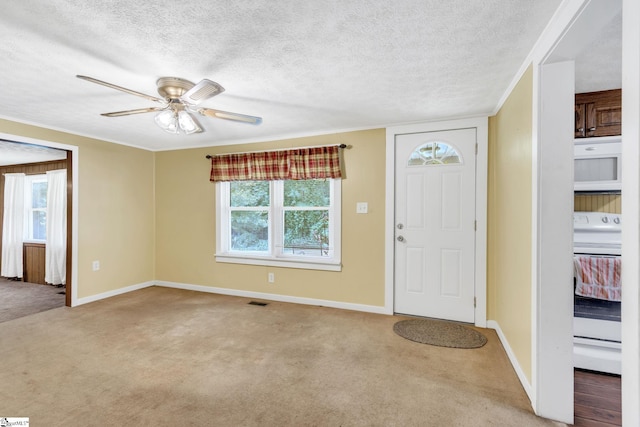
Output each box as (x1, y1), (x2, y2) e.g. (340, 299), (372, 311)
(397, 236), (405, 242)
(397, 223), (404, 230)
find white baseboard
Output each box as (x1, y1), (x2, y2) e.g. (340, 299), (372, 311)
(155, 280), (389, 315)
(487, 320), (534, 406)
(74, 281), (154, 306)
(72, 279), (389, 315)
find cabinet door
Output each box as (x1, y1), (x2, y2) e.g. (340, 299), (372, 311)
(575, 89), (621, 138)
(575, 103), (586, 138)
(589, 100), (621, 137)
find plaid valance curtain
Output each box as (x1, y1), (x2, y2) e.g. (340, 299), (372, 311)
(210, 145), (343, 182)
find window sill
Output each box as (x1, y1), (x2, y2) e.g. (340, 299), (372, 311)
(23, 240), (46, 244)
(215, 254), (342, 272)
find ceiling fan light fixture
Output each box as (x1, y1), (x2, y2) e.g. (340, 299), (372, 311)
(178, 110), (201, 134)
(77, 75), (262, 135)
(154, 109), (179, 134)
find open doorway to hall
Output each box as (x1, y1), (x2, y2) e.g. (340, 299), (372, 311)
(535, 1), (623, 423)
(0, 139), (73, 321)
(571, 8), (622, 426)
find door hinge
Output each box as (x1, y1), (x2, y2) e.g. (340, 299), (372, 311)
(474, 220), (477, 231)
(475, 143), (478, 155)
(474, 297), (477, 308)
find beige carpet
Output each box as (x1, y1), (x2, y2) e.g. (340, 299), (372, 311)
(0, 286), (566, 426)
(0, 277), (66, 323)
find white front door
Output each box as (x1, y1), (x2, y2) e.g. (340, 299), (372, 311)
(394, 128), (477, 322)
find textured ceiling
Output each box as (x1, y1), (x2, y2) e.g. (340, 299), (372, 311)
(0, 0), (617, 153)
(0, 140), (67, 166)
(574, 12), (622, 93)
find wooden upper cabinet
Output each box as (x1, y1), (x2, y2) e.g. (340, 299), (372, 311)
(575, 89), (621, 138)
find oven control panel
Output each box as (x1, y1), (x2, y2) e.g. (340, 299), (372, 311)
(574, 211), (622, 255)
(574, 212), (622, 230)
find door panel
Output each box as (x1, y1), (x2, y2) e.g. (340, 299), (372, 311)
(441, 172), (462, 230)
(441, 248), (462, 297)
(394, 128), (476, 322)
(406, 174), (424, 227)
(406, 248), (425, 293)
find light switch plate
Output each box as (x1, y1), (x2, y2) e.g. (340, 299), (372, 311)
(356, 202), (368, 214)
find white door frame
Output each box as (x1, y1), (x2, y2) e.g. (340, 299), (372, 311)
(620, 1), (640, 425)
(532, 60), (576, 423)
(385, 117), (488, 327)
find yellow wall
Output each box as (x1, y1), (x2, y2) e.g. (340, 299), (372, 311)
(487, 66), (533, 382)
(155, 129), (386, 306)
(0, 119), (156, 298)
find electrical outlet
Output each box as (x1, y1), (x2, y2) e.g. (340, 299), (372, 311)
(268, 272), (275, 283)
(356, 202), (368, 214)
(92, 260), (100, 271)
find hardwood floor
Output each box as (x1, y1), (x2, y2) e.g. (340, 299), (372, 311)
(574, 369), (621, 427)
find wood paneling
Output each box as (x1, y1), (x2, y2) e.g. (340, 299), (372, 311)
(0, 159), (67, 175)
(574, 194), (621, 214)
(574, 369), (621, 427)
(23, 242), (46, 284)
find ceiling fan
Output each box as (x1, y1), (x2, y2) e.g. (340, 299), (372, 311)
(76, 75), (262, 135)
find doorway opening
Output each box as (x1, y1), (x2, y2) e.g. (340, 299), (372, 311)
(533, 0), (622, 423)
(0, 136), (77, 316)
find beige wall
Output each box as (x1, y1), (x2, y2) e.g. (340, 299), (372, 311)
(155, 129), (386, 307)
(0, 119), (155, 299)
(487, 66), (533, 382)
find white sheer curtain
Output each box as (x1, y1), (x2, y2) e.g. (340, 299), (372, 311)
(1, 173), (26, 278)
(45, 169), (66, 285)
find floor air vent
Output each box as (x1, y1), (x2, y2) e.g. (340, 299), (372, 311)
(248, 301), (268, 306)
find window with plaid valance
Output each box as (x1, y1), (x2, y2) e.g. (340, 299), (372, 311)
(209, 145), (343, 182)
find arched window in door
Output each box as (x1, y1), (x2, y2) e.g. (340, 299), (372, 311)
(407, 142), (463, 166)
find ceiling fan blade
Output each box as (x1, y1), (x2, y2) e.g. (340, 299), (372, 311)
(181, 79), (225, 105)
(101, 107), (166, 117)
(198, 107), (262, 125)
(77, 75), (165, 103)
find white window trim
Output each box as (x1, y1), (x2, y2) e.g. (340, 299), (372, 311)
(24, 174), (47, 243)
(215, 179), (342, 272)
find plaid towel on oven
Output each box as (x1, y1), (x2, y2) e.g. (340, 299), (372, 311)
(574, 255), (621, 302)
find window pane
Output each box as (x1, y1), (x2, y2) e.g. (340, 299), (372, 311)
(32, 210), (47, 240)
(408, 142), (462, 166)
(284, 179), (330, 207)
(230, 181), (270, 207)
(231, 211), (269, 251)
(283, 210), (329, 256)
(32, 181), (48, 208)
